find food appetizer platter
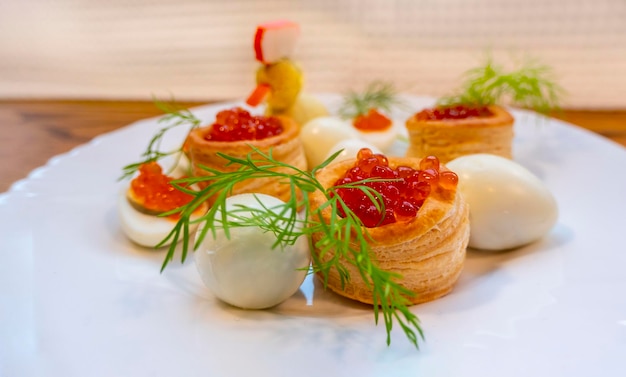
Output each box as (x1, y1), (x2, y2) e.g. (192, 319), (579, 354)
(2, 21), (626, 377)
(2, 93), (626, 376)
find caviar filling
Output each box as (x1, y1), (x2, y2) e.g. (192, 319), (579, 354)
(353, 109), (393, 132)
(205, 107), (283, 142)
(415, 105), (493, 121)
(129, 162), (195, 218)
(333, 149), (458, 228)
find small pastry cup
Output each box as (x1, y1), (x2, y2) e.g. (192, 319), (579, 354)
(405, 105), (514, 163)
(185, 116), (307, 204)
(308, 157), (470, 305)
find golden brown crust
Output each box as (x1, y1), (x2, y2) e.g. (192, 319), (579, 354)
(308, 157), (470, 305)
(185, 116), (307, 203)
(405, 105), (514, 163)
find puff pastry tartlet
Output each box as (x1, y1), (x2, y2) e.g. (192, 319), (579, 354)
(185, 108), (307, 204)
(308, 154), (470, 305)
(405, 105), (514, 163)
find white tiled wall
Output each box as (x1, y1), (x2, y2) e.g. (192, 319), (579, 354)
(0, 0), (624, 108)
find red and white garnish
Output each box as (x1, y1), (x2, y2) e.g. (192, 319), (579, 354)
(253, 20), (300, 64)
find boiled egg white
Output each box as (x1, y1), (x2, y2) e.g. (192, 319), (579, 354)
(118, 191), (171, 248)
(300, 116), (360, 168)
(352, 121), (398, 152)
(194, 193), (310, 309)
(300, 115), (399, 168)
(447, 154), (558, 251)
(324, 139), (382, 163)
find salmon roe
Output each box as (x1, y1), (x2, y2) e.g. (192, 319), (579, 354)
(130, 162), (194, 215)
(415, 105), (493, 121)
(353, 109), (393, 132)
(206, 107), (283, 141)
(332, 149), (458, 228)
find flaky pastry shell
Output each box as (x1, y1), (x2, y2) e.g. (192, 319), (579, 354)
(405, 105), (514, 163)
(186, 116), (307, 204)
(308, 157), (470, 305)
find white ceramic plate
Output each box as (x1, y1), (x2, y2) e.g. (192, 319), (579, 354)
(2, 95), (625, 377)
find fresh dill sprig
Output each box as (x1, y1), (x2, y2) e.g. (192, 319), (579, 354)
(119, 98), (202, 180)
(338, 81), (403, 119)
(438, 57), (563, 113)
(159, 147), (424, 349)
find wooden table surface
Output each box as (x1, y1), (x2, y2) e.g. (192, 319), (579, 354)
(1, 100), (625, 193)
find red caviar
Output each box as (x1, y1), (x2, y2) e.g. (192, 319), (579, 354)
(130, 162), (194, 216)
(353, 109), (393, 132)
(333, 149), (457, 228)
(206, 107), (283, 141)
(415, 105), (493, 121)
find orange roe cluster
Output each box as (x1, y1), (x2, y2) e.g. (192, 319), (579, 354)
(206, 107), (283, 141)
(415, 104), (493, 121)
(353, 109), (392, 132)
(130, 162), (194, 214)
(333, 149), (458, 228)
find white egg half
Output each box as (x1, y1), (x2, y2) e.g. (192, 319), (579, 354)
(117, 188), (205, 248)
(324, 139), (382, 163)
(117, 189), (176, 247)
(300, 116), (360, 168)
(353, 121), (398, 152)
(194, 193), (311, 309)
(447, 154), (558, 251)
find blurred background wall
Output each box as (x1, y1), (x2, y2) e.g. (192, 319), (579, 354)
(0, 0), (624, 108)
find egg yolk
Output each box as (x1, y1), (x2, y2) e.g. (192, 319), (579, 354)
(352, 109), (392, 132)
(129, 162), (195, 218)
(332, 149), (458, 228)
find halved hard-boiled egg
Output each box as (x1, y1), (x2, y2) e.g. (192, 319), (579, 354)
(350, 109), (398, 152)
(118, 162), (207, 248)
(300, 114), (398, 168)
(447, 154), (558, 251)
(194, 193), (310, 309)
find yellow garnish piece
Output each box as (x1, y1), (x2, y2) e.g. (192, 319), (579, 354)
(256, 59), (303, 113)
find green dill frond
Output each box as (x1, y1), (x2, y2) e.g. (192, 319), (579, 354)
(338, 81), (402, 119)
(155, 145), (424, 349)
(119, 97), (202, 180)
(438, 56), (564, 113)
